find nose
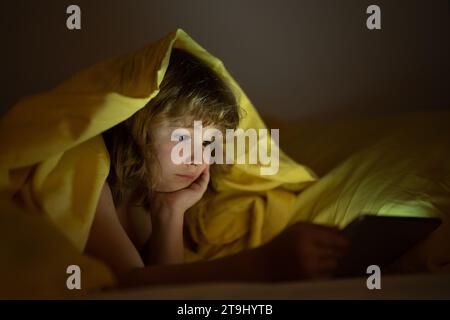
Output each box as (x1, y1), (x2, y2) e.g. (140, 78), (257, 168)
(181, 143), (203, 165)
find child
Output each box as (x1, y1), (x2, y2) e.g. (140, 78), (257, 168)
(85, 49), (348, 287)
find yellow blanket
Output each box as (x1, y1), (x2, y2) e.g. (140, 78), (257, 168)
(0, 29), (315, 297)
(1, 28), (449, 298)
(186, 110), (450, 268)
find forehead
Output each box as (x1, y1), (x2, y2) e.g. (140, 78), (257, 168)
(156, 119), (220, 130)
(152, 121), (221, 136)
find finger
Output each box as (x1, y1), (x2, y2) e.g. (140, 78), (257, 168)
(311, 227), (349, 250)
(198, 166), (210, 187)
(315, 246), (348, 260)
(316, 235), (349, 252)
(316, 238), (349, 254)
(189, 167), (210, 191)
(310, 224), (343, 237)
(305, 239), (347, 260)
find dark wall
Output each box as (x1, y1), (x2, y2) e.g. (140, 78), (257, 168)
(1, 0), (449, 120)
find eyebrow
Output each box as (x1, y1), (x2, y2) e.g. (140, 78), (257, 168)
(168, 125), (193, 128)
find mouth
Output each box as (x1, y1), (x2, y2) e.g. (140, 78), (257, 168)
(176, 173), (196, 180)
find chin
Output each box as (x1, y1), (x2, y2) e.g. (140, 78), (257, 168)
(157, 182), (190, 192)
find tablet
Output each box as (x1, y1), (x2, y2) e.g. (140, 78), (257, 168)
(334, 214), (441, 278)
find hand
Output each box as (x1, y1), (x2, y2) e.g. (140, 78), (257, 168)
(144, 167), (210, 265)
(150, 166), (210, 221)
(258, 222), (349, 281)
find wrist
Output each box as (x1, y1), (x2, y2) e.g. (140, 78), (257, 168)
(151, 206), (184, 225)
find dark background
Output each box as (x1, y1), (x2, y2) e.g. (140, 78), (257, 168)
(1, 0), (449, 120)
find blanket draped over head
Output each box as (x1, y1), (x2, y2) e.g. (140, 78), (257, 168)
(1, 29), (449, 298)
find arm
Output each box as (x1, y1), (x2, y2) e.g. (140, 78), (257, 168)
(119, 222), (349, 288)
(85, 183), (144, 276)
(143, 207), (185, 265)
(142, 166), (211, 266)
(85, 182), (268, 287)
(86, 182), (348, 290)
(119, 244), (268, 288)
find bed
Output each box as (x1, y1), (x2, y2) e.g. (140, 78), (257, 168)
(91, 273), (450, 299)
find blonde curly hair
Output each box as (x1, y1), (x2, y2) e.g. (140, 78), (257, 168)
(103, 48), (241, 208)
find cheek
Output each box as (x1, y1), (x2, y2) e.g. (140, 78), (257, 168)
(156, 143), (178, 171)
(159, 144), (173, 160)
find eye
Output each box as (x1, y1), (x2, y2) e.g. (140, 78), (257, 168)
(202, 140), (212, 147)
(177, 135), (190, 142)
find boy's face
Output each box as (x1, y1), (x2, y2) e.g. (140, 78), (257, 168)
(150, 122), (217, 192)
